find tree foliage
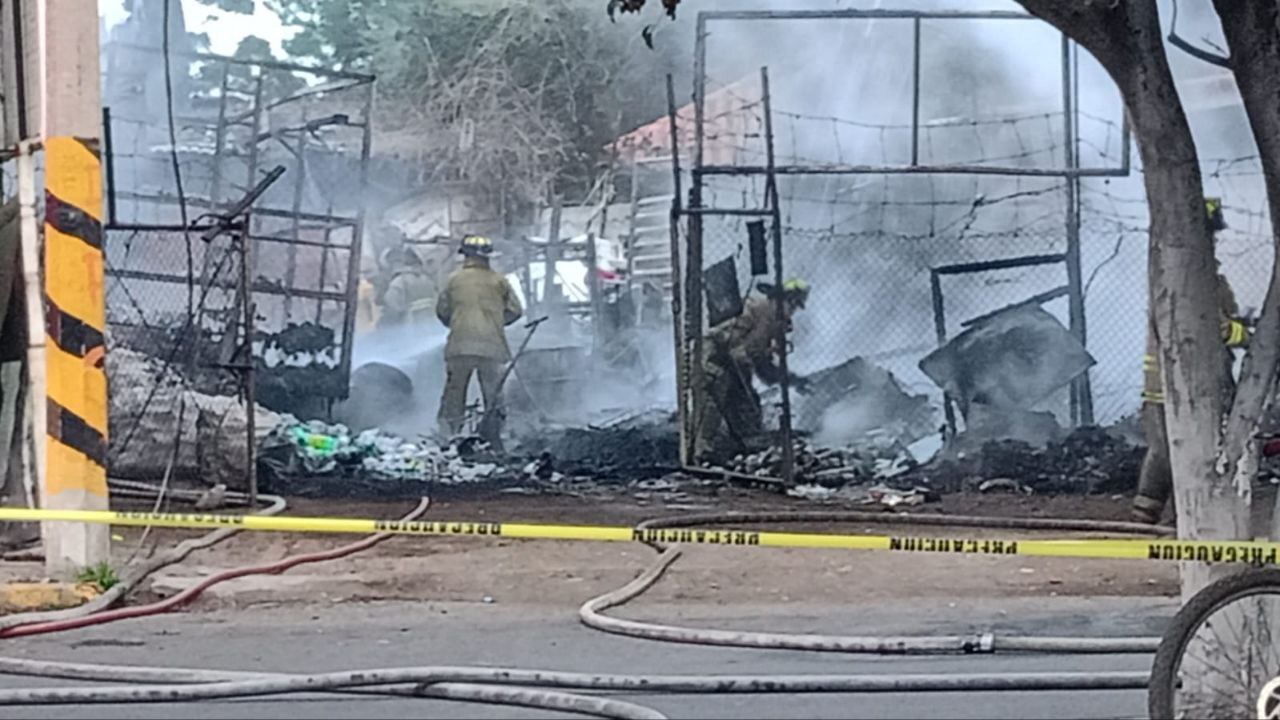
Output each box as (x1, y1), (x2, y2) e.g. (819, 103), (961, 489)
(190, 34), (308, 112)
(263, 0), (687, 206)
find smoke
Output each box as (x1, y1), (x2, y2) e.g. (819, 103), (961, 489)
(689, 4), (1087, 418)
(814, 397), (892, 448)
(339, 0), (1273, 442)
(673, 0), (1275, 432)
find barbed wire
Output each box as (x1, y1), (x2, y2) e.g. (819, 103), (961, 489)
(688, 106), (1272, 427)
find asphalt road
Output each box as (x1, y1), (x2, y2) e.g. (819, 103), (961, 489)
(0, 597), (1170, 719)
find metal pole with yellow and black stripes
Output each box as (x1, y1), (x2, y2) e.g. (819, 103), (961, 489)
(37, 2), (111, 573)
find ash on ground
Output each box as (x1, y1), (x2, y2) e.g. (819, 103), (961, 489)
(898, 426), (1144, 495)
(516, 408), (681, 481)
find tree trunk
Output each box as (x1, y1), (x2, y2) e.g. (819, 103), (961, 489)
(1016, 0), (1244, 596)
(1212, 0), (1280, 540)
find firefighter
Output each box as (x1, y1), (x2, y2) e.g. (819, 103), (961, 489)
(355, 265), (380, 333)
(1132, 197), (1250, 524)
(378, 246), (437, 328)
(435, 235), (524, 438)
(694, 278), (810, 464)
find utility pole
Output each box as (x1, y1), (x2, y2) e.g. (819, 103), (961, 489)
(39, 0), (110, 574)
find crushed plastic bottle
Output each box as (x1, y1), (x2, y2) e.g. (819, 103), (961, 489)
(292, 426), (339, 455)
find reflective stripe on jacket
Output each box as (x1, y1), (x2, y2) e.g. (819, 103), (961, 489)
(1143, 269), (1244, 405)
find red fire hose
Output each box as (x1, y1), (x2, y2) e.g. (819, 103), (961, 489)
(0, 498), (430, 639)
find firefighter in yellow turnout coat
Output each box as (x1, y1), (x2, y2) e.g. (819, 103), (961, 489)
(1132, 197), (1250, 524)
(435, 236), (523, 437)
(695, 279), (810, 464)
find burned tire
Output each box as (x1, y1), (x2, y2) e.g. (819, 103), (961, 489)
(1149, 568), (1280, 719)
(334, 362), (415, 432)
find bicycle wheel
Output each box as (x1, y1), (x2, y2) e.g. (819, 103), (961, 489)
(1149, 568), (1280, 719)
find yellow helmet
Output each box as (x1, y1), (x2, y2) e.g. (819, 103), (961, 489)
(762, 277), (810, 308)
(783, 277), (809, 307)
(1205, 197), (1226, 232)
(460, 235), (495, 257)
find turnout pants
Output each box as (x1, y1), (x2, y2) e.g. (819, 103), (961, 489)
(1132, 402), (1171, 524)
(438, 354), (504, 437)
(1133, 350), (1235, 524)
(694, 356), (764, 464)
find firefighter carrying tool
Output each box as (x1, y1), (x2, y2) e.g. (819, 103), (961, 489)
(1132, 197), (1251, 524)
(695, 278), (811, 465)
(435, 235), (524, 440)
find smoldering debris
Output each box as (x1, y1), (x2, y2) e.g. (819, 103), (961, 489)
(783, 482), (937, 507)
(255, 322), (347, 416)
(791, 357), (936, 447)
(533, 409), (681, 480)
(332, 362), (416, 433)
(945, 405), (1065, 455)
(731, 436), (919, 485)
(920, 304), (1095, 413)
(898, 426), (1143, 495)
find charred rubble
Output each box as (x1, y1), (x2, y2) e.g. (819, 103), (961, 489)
(895, 425), (1144, 495)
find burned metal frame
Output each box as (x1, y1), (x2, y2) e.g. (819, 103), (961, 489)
(100, 42), (376, 401)
(677, 8), (1132, 453)
(929, 254), (1069, 438)
(665, 75), (688, 466)
(693, 9), (1131, 179)
(673, 63), (793, 480)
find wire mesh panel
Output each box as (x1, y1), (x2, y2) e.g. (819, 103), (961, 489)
(1077, 157), (1276, 426)
(103, 40), (374, 418)
(672, 9), (1151, 476)
(104, 228), (242, 368)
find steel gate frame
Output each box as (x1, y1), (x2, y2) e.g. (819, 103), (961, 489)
(672, 8), (1134, 481)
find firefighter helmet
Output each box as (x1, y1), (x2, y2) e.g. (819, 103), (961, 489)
(759, 277), (810, 308)
(1206, 197), (1227, 232)
(459, 235), (495, 257)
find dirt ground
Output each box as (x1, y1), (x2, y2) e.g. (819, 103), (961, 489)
(0, 488), (1177, 613)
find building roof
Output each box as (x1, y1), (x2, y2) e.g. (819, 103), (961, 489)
(613, 77), (763, 166)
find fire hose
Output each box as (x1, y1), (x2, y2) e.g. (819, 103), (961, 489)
(578, 510), (1171, 655)
(0, 482), (286, 633)
(0, 498), (1171, 714)
(0, 660), (1149, 705)
(0, 496), (431, 639)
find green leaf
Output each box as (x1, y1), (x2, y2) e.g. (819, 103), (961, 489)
(194, 0), (256, 14)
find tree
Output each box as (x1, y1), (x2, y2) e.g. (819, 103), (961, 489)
(263, 0), (690, 212)
(190, 34), (308, 115)
(1006, 1), (1280, 602)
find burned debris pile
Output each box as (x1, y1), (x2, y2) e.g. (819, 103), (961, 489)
(898, 426), (1143, 495)
(731, 437), (916, 485)
(258, 421), (506, 498)
(110, 334), (1142, 500)
(535, 410), (681, 480)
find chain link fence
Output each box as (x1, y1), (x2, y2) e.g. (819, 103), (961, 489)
(673, 49), (1276, 476)
(681, 162), (1276, 465)
(665, 9), (1280, 486)
(101, 38), (374, 486)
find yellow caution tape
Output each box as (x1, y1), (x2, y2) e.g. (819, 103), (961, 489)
(3, 507), (1279, 565)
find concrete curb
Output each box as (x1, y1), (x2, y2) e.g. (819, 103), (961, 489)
(0, 582), (100, 613)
